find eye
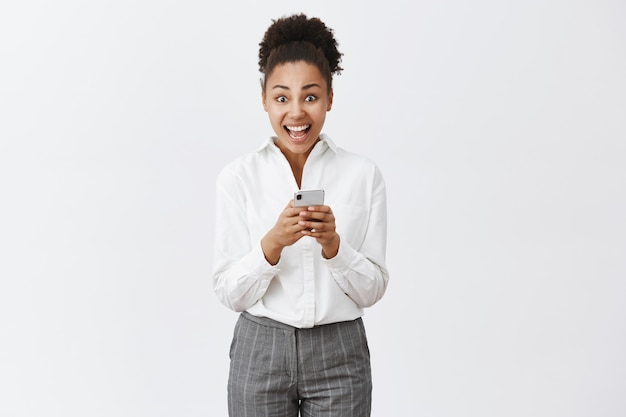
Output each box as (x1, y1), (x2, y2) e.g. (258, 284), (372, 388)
(276, 96), (287, 103)
(305, 95), (317, 102)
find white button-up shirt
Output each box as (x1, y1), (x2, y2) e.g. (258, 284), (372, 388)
(212, 134), (389, 328)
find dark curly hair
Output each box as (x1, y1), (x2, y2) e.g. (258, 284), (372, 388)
(258, 14), (343, 92)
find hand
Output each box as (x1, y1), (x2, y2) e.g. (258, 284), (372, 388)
(261, 200), (308, 264)
(298, 205), (340, 259)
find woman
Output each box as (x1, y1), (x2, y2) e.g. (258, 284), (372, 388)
(213, 13), (389, 417)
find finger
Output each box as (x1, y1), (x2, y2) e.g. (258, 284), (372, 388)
(299, 220), (324, 232)
(299, 210), (324, 222)
(307, 205), (332, 214)
(286, 205), (307, 218)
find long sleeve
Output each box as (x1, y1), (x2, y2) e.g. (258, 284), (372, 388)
(212, 165), (279, 312)
(324, 164), (389, 307)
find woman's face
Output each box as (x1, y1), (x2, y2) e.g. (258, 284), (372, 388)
(262, 61), (333, 160)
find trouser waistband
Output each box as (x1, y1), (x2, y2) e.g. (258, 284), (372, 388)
(241, 311), (296, 331)
(241, 311), (361, 331)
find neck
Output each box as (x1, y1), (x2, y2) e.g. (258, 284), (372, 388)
(276, 138), (320, 188)
(279, 150), (307, 188)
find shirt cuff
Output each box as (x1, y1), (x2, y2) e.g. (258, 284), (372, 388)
(323, 238), (358, 271)
(241, 242), (281, 276)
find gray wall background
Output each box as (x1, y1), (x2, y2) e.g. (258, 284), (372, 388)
(1, 1), (625, 416)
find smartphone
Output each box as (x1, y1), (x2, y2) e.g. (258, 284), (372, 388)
(293, 189), (325, 207)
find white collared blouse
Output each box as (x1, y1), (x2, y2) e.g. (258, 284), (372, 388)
(212, 134), (389, 328)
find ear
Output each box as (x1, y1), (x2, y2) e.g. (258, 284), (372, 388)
(262, 88), (268, 112)
(327, 89), (334, 111)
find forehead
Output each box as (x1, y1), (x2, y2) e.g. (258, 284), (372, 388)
(266, 61), (327, 90)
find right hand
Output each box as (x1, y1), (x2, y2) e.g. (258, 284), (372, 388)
(261, 200), (307, 264)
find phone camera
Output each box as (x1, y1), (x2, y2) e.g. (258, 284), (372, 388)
(296, 194), (302, 200)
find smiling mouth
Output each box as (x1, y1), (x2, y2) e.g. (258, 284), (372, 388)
(285, 124), (311, 140)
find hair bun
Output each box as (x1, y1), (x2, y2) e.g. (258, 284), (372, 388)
(259, 14), (343, 75)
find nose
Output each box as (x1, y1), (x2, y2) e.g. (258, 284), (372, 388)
(288, 101), (305, 118)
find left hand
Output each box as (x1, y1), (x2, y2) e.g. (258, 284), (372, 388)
(298, 205), (340, 258)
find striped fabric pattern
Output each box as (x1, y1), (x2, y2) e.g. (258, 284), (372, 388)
(228, 312), (372, 417)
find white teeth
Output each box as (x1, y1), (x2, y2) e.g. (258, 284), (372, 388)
(287, 125), (310, 132)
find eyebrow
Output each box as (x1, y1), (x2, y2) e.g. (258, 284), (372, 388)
(271, 83), (322, 91)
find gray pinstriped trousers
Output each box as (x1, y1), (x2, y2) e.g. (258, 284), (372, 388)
(228, 312), (372, 417)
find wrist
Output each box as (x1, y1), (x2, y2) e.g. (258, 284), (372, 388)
(321, 235), (340, 259)
(261, 235), (283, 265)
